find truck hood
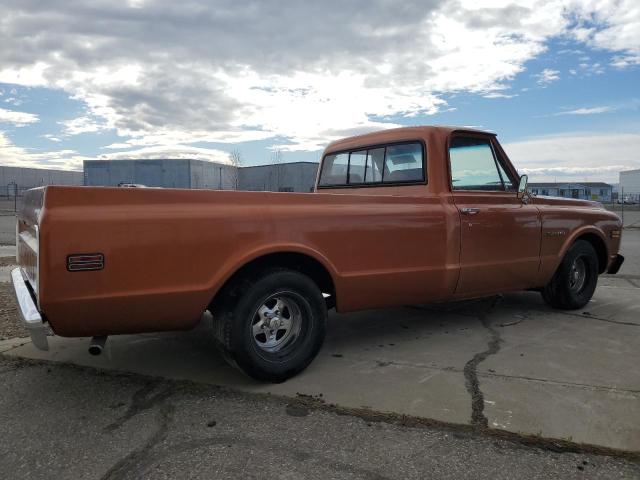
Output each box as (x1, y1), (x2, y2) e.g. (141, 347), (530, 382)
(532, 195), (604, 210)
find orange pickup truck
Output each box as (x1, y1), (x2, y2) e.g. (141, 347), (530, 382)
(12, 126), (624, 382)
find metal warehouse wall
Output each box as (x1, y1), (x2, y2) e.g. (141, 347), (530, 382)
(84, 159), (191, 188)
(189, 159), (236, 190)
(238, 162), (318, 192)
(83, 159), (319, 192)
(620, 170), (640, 197)
(0, 165), (83, 193)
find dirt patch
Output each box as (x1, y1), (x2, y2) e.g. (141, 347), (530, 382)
(0, 257), (16, 267)
(0, 283), (26, 340)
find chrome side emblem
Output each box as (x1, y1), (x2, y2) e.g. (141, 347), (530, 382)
(67, 253), (104, 272)
(545, 231), (566, 237)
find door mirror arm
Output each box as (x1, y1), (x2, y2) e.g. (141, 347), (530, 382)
(517, 174), (532, 204)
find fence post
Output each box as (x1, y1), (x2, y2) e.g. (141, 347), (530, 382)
(621, 187), (624, 227)
(7, 182), (18, 213)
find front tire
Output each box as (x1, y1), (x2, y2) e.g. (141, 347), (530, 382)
(541, 240), (599, 310)
(211, 269), (327, 383)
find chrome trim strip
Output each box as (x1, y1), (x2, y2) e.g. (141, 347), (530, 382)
(10, 268), (49, 351)
(35, 224), (40, 306)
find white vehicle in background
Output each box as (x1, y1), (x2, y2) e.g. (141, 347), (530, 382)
(117, 182), (147, 188)
(617, 196), (637, 205)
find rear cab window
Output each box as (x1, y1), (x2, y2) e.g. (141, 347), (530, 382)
(318, 141), (425, 188)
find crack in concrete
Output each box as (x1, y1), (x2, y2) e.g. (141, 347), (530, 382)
(463, 298), (503, 428)
(101, 402), (175, 480)
(104, 382), (177, 433)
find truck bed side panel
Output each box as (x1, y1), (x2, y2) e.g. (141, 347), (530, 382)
(37, 186), (459, 336)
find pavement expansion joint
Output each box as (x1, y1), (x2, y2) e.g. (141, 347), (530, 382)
(559, 311), (640, 327)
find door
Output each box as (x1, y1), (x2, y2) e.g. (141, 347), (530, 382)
(449, 135), (541, 295)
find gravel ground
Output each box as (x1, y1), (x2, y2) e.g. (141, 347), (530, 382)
(0, 256), (16, 267)
(0, 283), (24, 340)
(0, 252), (25, 340)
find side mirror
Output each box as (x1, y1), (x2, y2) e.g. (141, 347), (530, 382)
(517, 174), (528, 199)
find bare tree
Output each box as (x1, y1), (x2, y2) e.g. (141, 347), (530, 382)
(227, 149), (243, 190)
(271, 149), (285, 191)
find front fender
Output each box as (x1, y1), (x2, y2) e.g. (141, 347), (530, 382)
(557, 225), (609, 264)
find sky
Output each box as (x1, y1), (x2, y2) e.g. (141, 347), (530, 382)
(0, 0), (639, 183)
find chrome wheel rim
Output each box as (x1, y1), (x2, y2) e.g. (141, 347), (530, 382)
(251, 294), (302, 353)
(569, 257), (587, 293)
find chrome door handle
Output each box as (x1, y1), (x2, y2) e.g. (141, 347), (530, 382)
(460, 207), (480, 215)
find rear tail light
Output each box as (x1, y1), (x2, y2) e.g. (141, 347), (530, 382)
(67, 253), (104, 272)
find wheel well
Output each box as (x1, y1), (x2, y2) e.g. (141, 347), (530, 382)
(214, 252), (336, 304)
(576, 233), (607, 273)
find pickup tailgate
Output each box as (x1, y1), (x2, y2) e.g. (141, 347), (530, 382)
(16, 187), (45, 299)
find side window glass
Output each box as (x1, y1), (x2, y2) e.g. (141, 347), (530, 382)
(383, 143), (423, 183)
(365, 148), (384, 183)
(318, 152), (349, 186)
(449, 137), (504, 191)
(348, 150), (367, 184)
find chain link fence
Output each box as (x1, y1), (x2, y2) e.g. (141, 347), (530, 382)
(0, 183), (44, 213)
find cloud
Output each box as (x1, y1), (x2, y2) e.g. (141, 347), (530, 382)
(59, 115), (108, 135)
(482, 92), (518, 99)
(97, 145), (232, 164)
(0, 0), (638, 154)
(0, 0), (572, 151)
(42, 134), (63, 142)
(569, 0), (640, 68)
(535, 68), (560, 86)
(1, 130), (230, 169)
(555, 106), (615, 115)
(502, 132), (640, 182)
(0, 107), (39, 126)
(0, 131), (83, 170)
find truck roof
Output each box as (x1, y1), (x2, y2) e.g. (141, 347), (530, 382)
(324, 125), (496, 154)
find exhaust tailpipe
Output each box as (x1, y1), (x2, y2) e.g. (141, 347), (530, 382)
(88, 336), (107, 356)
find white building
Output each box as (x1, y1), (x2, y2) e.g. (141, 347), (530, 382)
(619, 169), (640, 201)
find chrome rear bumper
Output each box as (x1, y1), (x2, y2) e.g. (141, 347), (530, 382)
(10, 268), (49, 350)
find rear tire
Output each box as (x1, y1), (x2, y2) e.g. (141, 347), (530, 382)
(211, 269), (327, 383)
(541, 240), (598, 310)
